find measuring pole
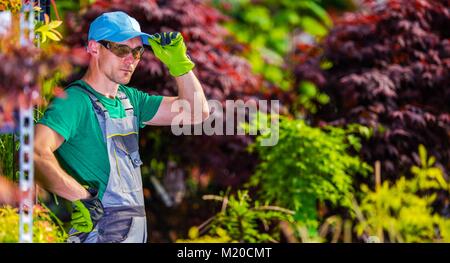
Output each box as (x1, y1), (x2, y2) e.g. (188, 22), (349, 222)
(18, 0), (35, 243)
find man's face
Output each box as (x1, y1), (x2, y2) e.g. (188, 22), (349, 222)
(97, 36), (143, 85)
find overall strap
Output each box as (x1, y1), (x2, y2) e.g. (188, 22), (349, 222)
(117, 90), (134, 117)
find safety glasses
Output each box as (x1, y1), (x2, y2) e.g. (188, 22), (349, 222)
(98, 40), (145, 60)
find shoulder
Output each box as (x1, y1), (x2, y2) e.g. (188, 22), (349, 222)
(65, 86), (91, 101)
(46, 83), (92, 113)
(61, 83), (93, 105)
(38, 83), (92, 140)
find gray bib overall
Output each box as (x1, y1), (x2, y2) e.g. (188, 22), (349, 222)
(67, 85), (147, 243)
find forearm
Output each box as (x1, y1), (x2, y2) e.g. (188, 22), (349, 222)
(34, 151), (89, 201)
(175, 71), (209, 120)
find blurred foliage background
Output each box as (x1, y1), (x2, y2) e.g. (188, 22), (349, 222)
(0, 0), (449, 243)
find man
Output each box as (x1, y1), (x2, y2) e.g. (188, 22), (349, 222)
(34, 11), (209, 243)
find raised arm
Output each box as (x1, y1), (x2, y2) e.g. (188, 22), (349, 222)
(144, 71), (209, 126)
(144, 32), (210, 126)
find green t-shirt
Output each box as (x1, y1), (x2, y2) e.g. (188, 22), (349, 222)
(38, 80), (163, 199)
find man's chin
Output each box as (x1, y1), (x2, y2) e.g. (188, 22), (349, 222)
(116, 78), (131, 85)
(114, 71), (134, 85)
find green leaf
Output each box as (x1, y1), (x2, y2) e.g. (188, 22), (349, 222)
(48, 20), (63, 29)
(427, 156), (435, 166)
(317, 93), (330, 104)
(264, 65), (284, 83)
(320, 60), (333, 70)
(40, 33), (47, 43)
(275, 10), (301, 25)
(299, 81), (317, 98)
(300, 17), (328, 37)
(298, 1), (333, 28)
(243, 6), (272, 30)
(45, 31), (61, 41)
(188, 227), (199, 239)
(50, 28), (63, 39)
(418, 144), (427, 167)
(35, 24), (49, 33)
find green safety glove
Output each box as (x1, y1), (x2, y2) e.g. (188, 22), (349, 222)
(147, 32), (195, 77)
(70, 187), (104, 233)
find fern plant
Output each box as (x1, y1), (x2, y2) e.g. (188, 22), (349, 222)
(178, 190), (295, 243)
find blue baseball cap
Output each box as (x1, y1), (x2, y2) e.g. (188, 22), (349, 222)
(88, 11), (151, 45)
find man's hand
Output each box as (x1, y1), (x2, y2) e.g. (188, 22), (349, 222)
(147, 32), (195, 77)
(71, 187), (104, 233)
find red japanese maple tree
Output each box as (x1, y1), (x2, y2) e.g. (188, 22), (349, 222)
(293, 0), (450, 179)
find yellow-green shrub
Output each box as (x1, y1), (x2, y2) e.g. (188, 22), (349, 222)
(0, 205), (67, 243)
(355, 145), (450, 242)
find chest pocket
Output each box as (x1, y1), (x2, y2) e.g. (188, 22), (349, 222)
(111, 132), (143, 193)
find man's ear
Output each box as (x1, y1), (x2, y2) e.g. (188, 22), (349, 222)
(86, 40), (100, 57)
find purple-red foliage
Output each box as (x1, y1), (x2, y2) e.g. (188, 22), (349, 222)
(0, 41), (72, 131)
(293, 0), (450, 179)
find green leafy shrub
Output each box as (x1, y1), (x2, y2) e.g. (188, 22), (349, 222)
(0, 205), (67, 243)
(248, 115), (372, 234)
(177, 190), (295, 243)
